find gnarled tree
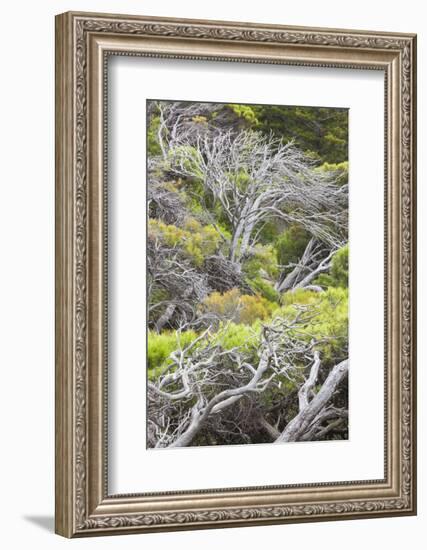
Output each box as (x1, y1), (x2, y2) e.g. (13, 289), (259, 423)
(148, 309), (348, 448)
(166, 129), (347, 264)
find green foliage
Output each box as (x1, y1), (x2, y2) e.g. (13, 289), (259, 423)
(147, 329), (198, 377)
(249, 277), (280, 304)
(243, 244), (279, 279)
(252, 105), (348, 164)
(211, 321), (260, 354)
(256, 219), (282, 244)
(239, 294), (277, 324)
(148, 288), (170, 325)
(148, 218), (221, 266)
(201, 288), (241, 320)
(279, 287), (348, 361)
(201, 288), (277, 325)
(229, 168), (252, 191)
(191, 115), (208, 125)
(148, 323), (261, 380)
(316, 245), (349, 289)
(227, 104), (259, 126)
(148, 102), (348, 166)
(316, 161), (348, 185)
(275, 225), (310, 268)
(243, 243), (281, 304)
(177, 177), (211, 216)
(147, 115), (162, 156)
(146, 100), (350, 446)
(169, 145), (204, 181)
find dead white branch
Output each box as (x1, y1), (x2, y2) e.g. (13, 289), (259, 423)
(165, 129), (347, 262)
(148, 313), (323, 448)
(275, 357), (348, 443)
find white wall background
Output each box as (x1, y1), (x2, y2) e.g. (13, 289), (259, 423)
(0, 1), (424, 548)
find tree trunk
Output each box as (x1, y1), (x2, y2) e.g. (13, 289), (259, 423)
(155, 286), (193, 332)
(275, 238), (316, 293)
(155, 302), (177, 333)
(275, 358), (348, 443)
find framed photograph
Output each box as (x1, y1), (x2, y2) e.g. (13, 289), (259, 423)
(55, 11), (417, 537)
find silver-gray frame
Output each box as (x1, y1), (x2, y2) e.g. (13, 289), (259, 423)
(55, 11), (417, 538)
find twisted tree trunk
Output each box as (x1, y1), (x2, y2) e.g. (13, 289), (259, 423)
(275, 357), (348, 443)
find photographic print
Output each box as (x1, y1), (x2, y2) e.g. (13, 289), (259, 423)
(56, 13), (417, 536)
(147, 100), (349, 449)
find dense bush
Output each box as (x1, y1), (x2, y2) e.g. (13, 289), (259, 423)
(316, 244), (349, 289)
(248, 277), (280, 303)
(147, 329), (198, 377)
(148, 218), (220, 266)
(211, 321), (260, 354)
(201, 288), (277, 325)
(275, 225), (310, 269)
(243, 244), (279, 279)
(280, 287), (348, 361)
(252, 105), (348, 164)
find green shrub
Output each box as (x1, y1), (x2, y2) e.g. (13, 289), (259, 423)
(201, 288), (241, 320)
(249, 277), (280, 304)
(243, 244), (279, 279)
(147, 329), (198, 378)
(148, 323), (261, 380)
(168, 144), (204, 181)
(275, 225), (310, 269)
(315, 161), (348, 186)
(279, 287), (348, 361)
(147, 115), (162, 156)
(148, 218), (221, 266)
(316, 244), (348, 289)
(201, 288), (277, 325)
(239, 295), (276, 325)
(227, 104), (259, 126)
(211, 321), (260, 354)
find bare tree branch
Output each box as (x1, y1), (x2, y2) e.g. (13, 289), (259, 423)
(147, 310), (346, 448)
(163, 128), (347, 262)
(275, 358), (349, 443)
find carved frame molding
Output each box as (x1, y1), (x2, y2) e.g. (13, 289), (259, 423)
(55, 11), (416, 537)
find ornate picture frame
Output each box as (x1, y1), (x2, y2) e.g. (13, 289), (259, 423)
(55, 11), (417, 537)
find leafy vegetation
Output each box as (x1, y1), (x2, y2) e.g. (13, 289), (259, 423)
(146, 100), (349, 448)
